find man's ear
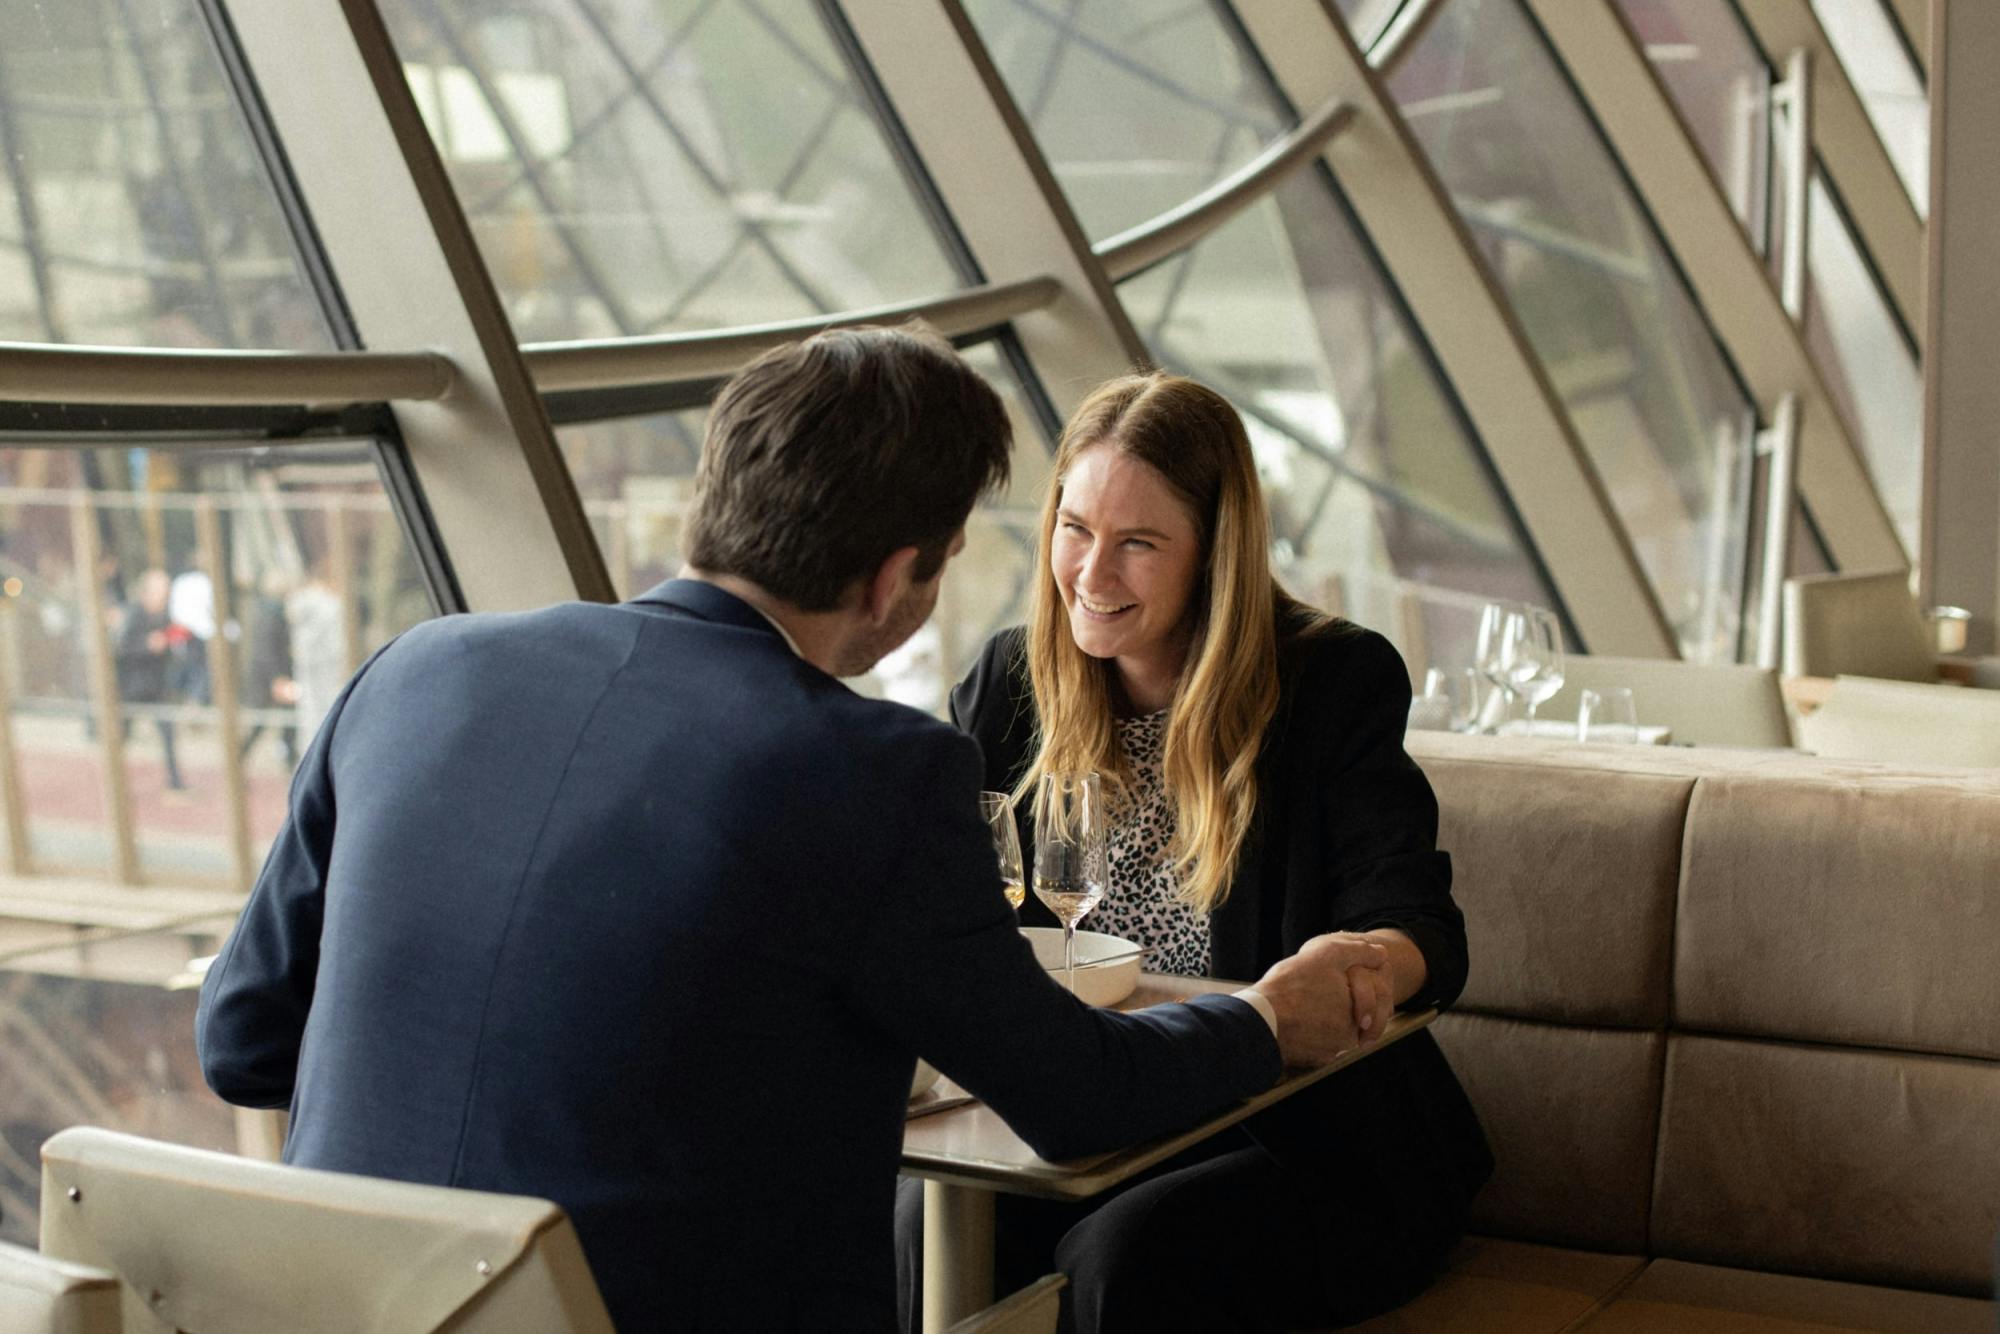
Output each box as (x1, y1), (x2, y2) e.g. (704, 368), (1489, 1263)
(862, 545), (923, 625)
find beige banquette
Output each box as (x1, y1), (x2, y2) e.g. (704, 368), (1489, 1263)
(1359, 733), (2000, 1332)
(1368, 736), (2000, 1328)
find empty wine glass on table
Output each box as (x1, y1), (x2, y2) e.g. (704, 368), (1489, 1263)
(1512, 607), (1566, 731)
(979, 791), (1026, 910)
(1474, 602), (1523, 733)
(1033, 772), (1107, 994)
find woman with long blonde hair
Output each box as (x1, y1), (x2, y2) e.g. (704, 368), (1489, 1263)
(897, 373), (1491, 1331)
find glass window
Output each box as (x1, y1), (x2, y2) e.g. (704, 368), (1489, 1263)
(1809, 0), (1927, 216)
(1624, 0), (1922, 562)
(0, 0), (331, 348)
(1802, 176), (1921, 553)
(968, 0), (1557, 673)
(0, 912), (242, 1248)
(376, 0), (964, 341)
(1389, 0), (1759, 661)
(0, 445), (435, 886)
(965, 0), (1291, 243)
(1616, 0), (1773, 250)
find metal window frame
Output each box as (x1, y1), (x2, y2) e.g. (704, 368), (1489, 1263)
(836, 0), (1152, 426)
(1527, 0), (1907, 583)
(1230, 0), (1679, 657)
(216, 0), (612, 612)
(1732, 0), (1925, 344)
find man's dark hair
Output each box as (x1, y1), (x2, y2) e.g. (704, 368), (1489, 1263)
(683, 324), (1013, 611)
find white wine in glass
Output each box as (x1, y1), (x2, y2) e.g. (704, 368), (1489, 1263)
(979, 791), (1027, 910)
(1033, 771), (1106, 993)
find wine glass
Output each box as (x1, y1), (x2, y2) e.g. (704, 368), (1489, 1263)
(1033, 772), (1107, 994)
(979, 791), (1026, 910)
(1512, 607), (1566, 730)
(1474, 602), (1523, 733)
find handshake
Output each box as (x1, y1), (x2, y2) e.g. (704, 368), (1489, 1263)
(1250, 932), (1407, 1067)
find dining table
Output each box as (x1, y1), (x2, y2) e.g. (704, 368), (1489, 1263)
(900, 972), (1438, 1332)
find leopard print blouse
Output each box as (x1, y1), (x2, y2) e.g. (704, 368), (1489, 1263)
(1096, 709), (1212, 977)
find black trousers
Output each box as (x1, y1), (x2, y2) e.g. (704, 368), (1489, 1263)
(894, 1125), (1464, 1334)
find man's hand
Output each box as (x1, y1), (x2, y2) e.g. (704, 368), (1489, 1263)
(1250, 934), (1386, 1066)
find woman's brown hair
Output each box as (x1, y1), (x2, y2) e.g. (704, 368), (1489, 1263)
(1018, 373), (1325, 913)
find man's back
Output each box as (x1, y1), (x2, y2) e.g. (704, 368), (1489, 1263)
(199, 581), (1278, 1330)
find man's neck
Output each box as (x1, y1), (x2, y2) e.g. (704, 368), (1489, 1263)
(677, 567), (846, 675)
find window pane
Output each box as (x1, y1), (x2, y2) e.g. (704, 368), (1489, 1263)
(0, 914), (243, 1248)
(970, 0), (1557, 672)
(1390, 0), (1758, 661)
(377, 0), (962, 341)
(1809, 0), (1927, 215)
(0, 0), (331, 348)
(1626, 2), (1921, 564)
(0, 445), (434, 886)
(1803, 176), (1921, 554)
(964, 0), (1292, 242)
(1616, 0), (1772, 250)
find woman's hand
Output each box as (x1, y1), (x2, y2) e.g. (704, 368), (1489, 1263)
(1322, 928), (1425, 1044)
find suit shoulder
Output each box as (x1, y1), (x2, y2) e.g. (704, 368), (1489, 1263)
(825, 689), (983, 776)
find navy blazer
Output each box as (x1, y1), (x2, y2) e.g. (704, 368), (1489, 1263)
(952, 623), (1492, 1229)
(197, 581), (1280, 1332)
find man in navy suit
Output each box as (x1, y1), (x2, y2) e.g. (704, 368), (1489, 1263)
(196, 326), (1386, 1331)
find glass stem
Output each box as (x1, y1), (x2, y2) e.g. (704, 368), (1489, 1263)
(1063, 920), (1076, 994)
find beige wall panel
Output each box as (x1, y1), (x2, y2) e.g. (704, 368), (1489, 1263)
(1920, 0), (2000, 653)
(1231, 0), (1677, 656)
(1530, 0), (1906, 575)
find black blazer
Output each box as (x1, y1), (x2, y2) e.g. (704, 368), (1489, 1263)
(197, 581), (1282, 1332)
(952, 622), (1493, 1214)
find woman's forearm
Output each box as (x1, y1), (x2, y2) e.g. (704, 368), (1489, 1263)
(1359, 927), (1428, 1006)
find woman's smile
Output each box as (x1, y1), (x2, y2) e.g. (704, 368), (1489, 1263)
(1052, 443), (1203, 696)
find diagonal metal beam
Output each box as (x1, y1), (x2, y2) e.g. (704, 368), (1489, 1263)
(1231, 0), (1677, 656)
(1732, 0), (1924, 342)
(221, 0), (611, 609)
(838, 0), (1147, 428)
(1529, 0), (1905, 577)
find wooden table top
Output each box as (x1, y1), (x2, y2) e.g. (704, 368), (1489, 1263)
(901, 973), (1437, 1200)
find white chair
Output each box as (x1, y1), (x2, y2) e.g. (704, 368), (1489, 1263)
(1795, 675), (2000, 767)
(946, 1275), (1066, 1334)
(39, 1127), (615, 1334)
(1781, 570), (1935, 682)
(1538, 655), (1793, 748)
(0, 1239), (119, 1334)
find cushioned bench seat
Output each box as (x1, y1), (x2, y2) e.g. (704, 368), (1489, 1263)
(1351, 1246), (1995, 1334)
(1380, 734), (2000, 1333)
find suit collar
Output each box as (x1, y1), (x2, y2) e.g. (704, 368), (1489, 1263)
(627, 578), (802, 657)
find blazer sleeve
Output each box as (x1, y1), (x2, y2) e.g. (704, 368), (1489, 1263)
(1288, 630), (1468, 1012)
(194, 649), (377, 1106)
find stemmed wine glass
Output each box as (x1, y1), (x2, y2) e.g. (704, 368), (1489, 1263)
(1510, 607), (1566, 730)
(979, 791), (1026, 911)
(1033, 772), (1107, 994)
(1474, 602), (1523, 733)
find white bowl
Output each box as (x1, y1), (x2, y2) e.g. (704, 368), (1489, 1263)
(910, 1057), (941, 1099)
(1020, 927), (1142, 1007)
